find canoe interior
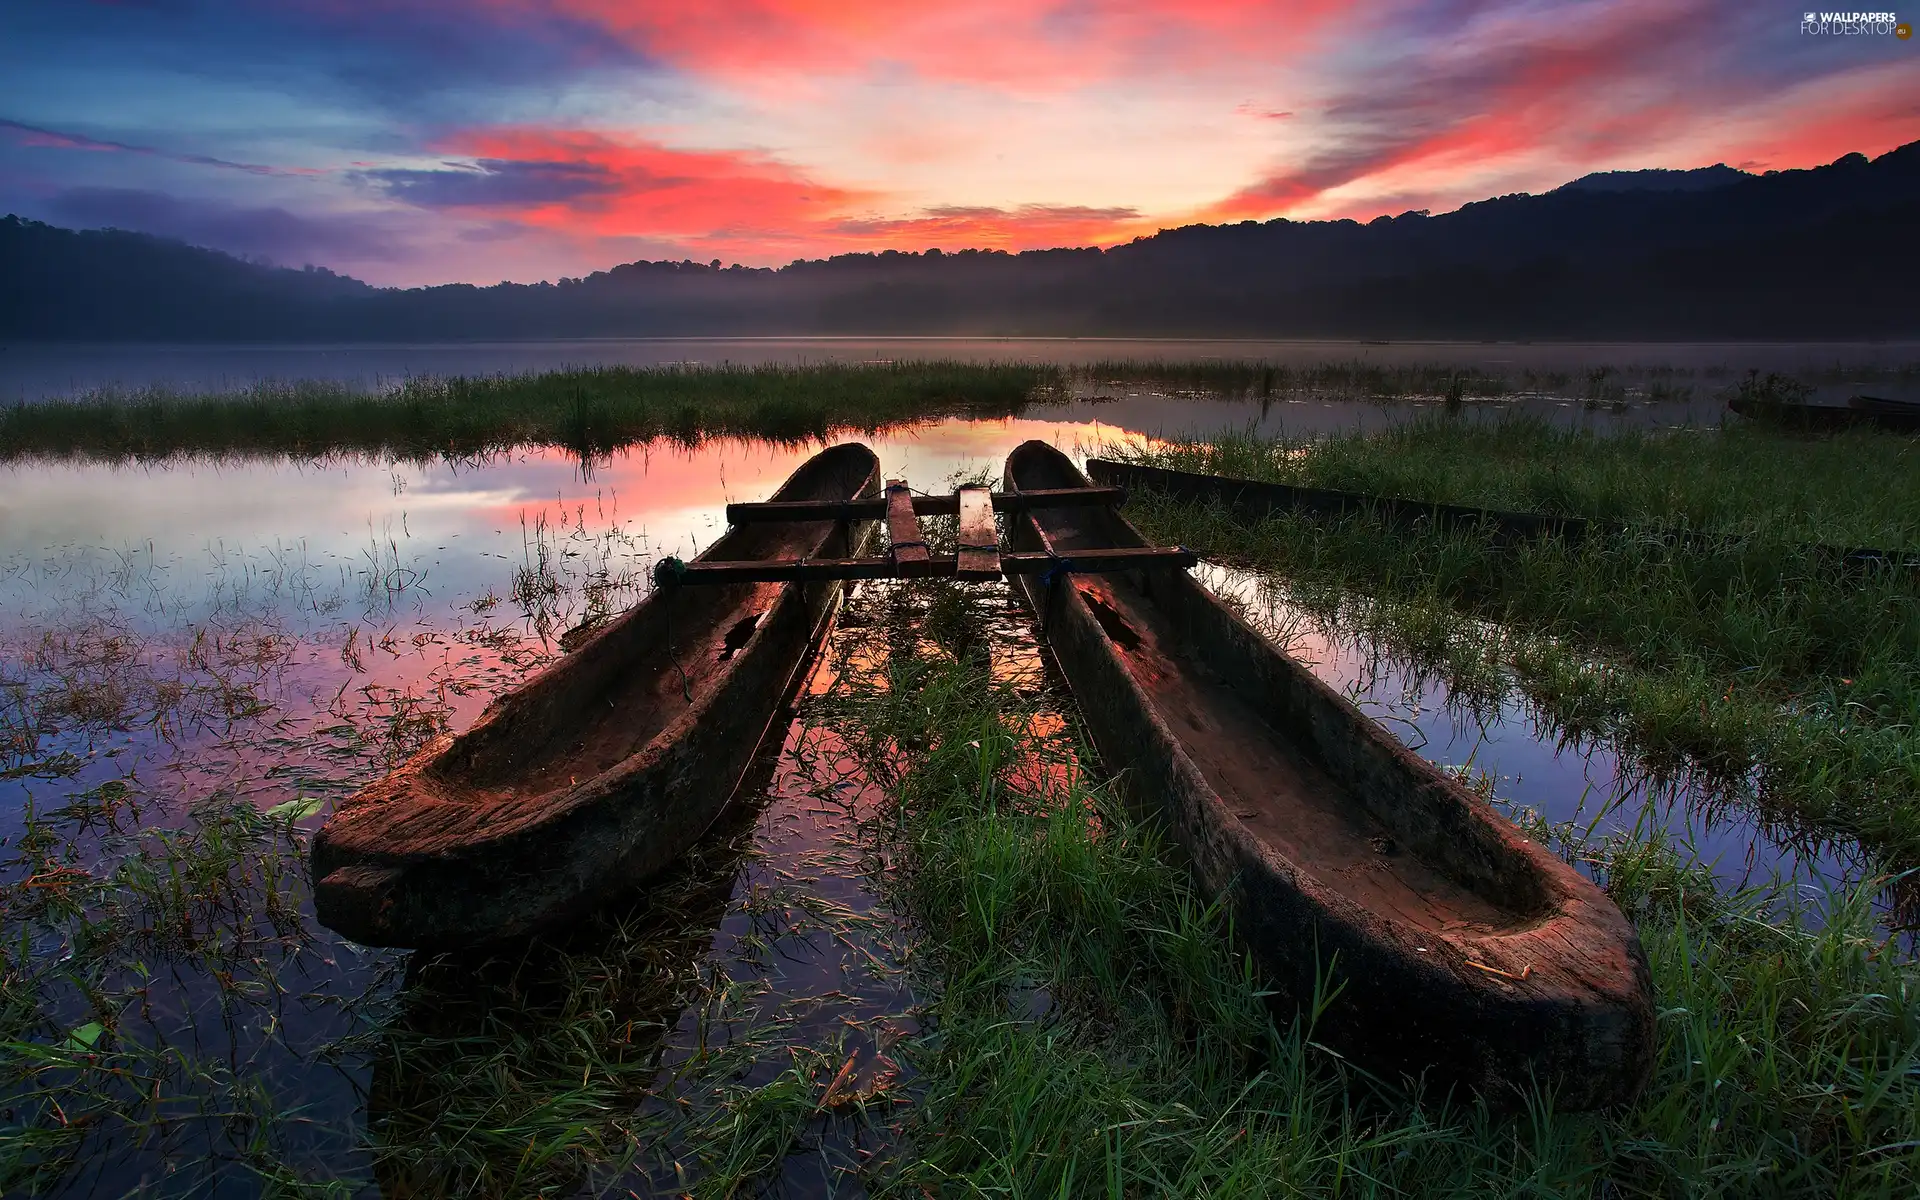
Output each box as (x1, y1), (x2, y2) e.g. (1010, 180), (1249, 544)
(1009, 444), (1553, 934)
(431, 442), (879, 807)
(311, 442), (882, 948)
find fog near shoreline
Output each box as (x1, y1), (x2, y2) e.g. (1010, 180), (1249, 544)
(6, 337), (1919, 402)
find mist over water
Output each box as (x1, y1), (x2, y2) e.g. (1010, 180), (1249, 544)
(6, 337), (1918, 402)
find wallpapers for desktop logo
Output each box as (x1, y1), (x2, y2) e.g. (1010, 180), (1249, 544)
(1799, 10), (1908, 35)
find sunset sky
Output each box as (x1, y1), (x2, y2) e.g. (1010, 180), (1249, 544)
(3, 2), (1915, 287)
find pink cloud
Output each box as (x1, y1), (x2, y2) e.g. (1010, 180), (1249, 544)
(369, 127), (1161, 261)
(398, 128), (872, 242)
(1197, 1), (1920, 223)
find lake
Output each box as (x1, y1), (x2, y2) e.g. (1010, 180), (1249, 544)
(0, 355), (1897, 1195)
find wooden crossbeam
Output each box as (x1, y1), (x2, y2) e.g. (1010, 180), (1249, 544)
(666, 546), (1195, 585)
(885, 480), (935, 578)
(955, 486), (999, 580)
(724, 486), (1124, 525)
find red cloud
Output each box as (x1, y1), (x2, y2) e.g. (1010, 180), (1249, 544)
(1203, 3), (1920, 223)
(386, 128), (1153, 260)
(415, 128), (872, 239)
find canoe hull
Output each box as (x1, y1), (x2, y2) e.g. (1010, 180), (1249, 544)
(1007, 442), (1654, 1108)
(312, 443), (881, 948)
(1729, 395), (1920, 433)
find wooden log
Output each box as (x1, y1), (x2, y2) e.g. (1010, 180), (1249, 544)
(955, 486), (999, 580)
(1007, 439), (1655, 1109)
(670, 546), (1196, 585)
(725, 486), (1125, 524)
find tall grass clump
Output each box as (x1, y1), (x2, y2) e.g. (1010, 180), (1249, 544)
(1109, 419), (1920, 865)
(804, 597), (1920, 1196)
(0, 361), (1063, 465)
(1077, 359), (1518, 402)
(1127, 415), (1920, 546)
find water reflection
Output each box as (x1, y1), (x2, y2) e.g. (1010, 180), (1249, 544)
(1194, 563), (1869, 906)
(3, 409), (1903, 1196)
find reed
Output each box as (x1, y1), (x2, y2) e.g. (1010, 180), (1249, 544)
(807, 603), (1920, 1196)
(1109, 420), (1920, 869)
(1125, 415), (1920, 545)
(0, 362), (1061, 465)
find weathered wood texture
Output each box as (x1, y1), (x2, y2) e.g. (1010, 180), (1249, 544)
(665, 546), (1194, 585)
(885, 480), (937, 579)
(1729, 393), (1920, 433)
(310, 443), (883, 948)
(955, 486), (1000, 581)
(1009, 439), (1654, 1109)
(724, 486), (1124, 524)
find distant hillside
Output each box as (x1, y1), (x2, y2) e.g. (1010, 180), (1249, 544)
(1556, 164), (1750, 193)
(0, 216), (375, 340)
(5, 141), (1917, 340)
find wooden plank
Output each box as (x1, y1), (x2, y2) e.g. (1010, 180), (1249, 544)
(955, 486), (999, 580)
(678, 556), (914, 584)
(1001, 547), (1194, 574)
(885, 481), (935, 578)
(992, 487), (1126, 513)
(671, 546), (1195, 585)
(725, 487), (1125, 525)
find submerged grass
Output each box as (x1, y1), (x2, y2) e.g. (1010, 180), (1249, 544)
(4, 555), (1918, 1196)
(0, 361), (1062, 465)
(1079, 358), (1920, 407)
(1110, 420), (1920, 868)
(803, 600), (1920, 1196)
(1127, 415), (1920, 546)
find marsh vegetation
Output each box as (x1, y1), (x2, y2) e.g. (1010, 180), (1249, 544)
(1111, 417), (1920, 878)
(3, 361), (1918, 1196)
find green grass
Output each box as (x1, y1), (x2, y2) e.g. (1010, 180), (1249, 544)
(1128, 416), (1920, 546)
(1081, 359), (1920, 407)
(0, 362), (1062, 464)
(5, 566), (1918, 1196)
(807, 608), (1920, 1196)
(1108, 419), (1920, 869)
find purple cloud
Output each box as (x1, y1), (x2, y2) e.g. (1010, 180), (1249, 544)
(358, 158), (623, 208)
(0, 118), (312, 176)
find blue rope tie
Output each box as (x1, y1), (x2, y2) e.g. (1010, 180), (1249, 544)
(1039, 554), (1076, 588)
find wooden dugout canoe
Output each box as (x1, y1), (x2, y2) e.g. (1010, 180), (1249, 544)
(1003, 440), (1654, 1108)
(1728, 393), (1920, 433)
(311, 442), (882, 948)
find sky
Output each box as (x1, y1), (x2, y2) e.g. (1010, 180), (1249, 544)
(2, 1), (1915, 287)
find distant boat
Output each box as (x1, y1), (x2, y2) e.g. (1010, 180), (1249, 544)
(1728, 393), (1920, 433)
(311, 442), (882, 948)
(1003, 439), (1654, 1108)
(1848, 394), (1920, 425)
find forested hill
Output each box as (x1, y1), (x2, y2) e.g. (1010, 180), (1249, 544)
(5, 140), (1916, 341)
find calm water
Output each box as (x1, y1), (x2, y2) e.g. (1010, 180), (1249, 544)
(6, 337), (1919, 401)
(0, 400), (1889, 1195)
